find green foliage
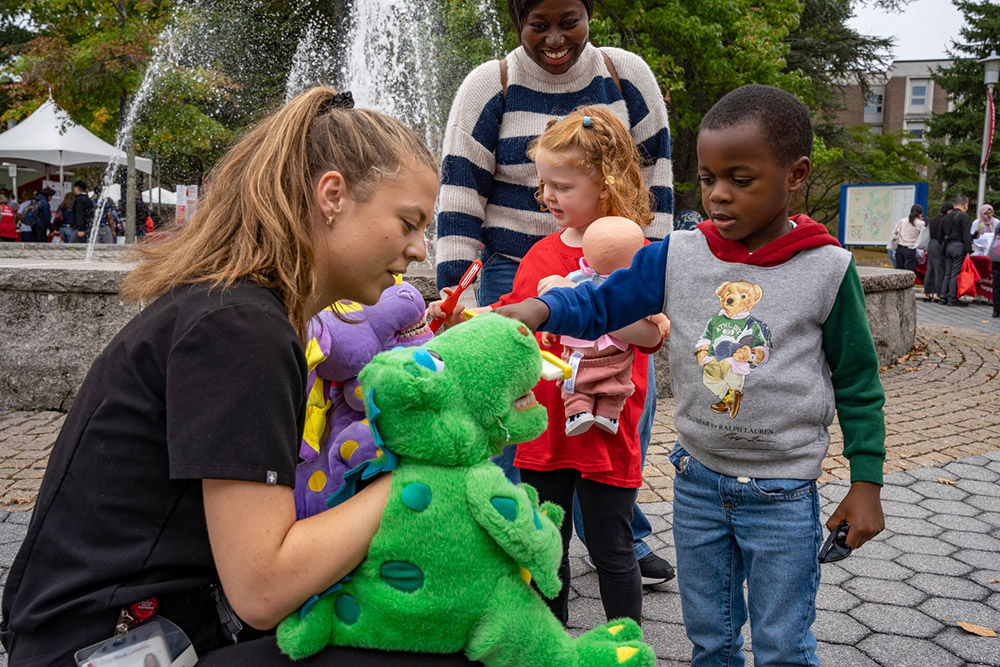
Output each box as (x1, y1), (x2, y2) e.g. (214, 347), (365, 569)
(588, 0), (808, 209)
(927, 0), (1000, 205)
(784, 0), (893, 115)
(800, 125), (928, 230)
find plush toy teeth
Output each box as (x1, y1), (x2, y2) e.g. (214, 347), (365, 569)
(398, 316), (430, 339)
(513, 391), (537, 411)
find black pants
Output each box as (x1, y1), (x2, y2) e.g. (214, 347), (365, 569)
(519, 468), (642, 625)
(200, 636), (479, 665)
(924, 239), (944, 296)
(942, 241), (966, 304)
(993, 260), (1000, 316)
(896, 245), (917, 272)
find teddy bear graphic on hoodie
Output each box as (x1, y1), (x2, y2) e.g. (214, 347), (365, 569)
(695, 281), (772, 420)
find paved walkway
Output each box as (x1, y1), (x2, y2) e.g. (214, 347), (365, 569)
(1, 307), (999, 665)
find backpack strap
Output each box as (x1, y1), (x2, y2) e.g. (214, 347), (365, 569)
(500, 58), (508, 99)
(600, 50), (623, 95)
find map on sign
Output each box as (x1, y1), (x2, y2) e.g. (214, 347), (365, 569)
(839, 183), (928, 246)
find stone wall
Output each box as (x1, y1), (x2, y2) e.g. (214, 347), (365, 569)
(0, 259), (139, 411)
(0, 254), (915, 410)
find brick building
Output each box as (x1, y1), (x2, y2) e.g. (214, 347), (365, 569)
(835, 59), (952, 142)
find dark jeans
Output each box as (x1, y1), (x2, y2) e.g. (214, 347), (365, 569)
(942, 241), (966, 304)
(519, 468), (642, 625)
(895, 245), (917, 272)
(924, 239), (944, 296)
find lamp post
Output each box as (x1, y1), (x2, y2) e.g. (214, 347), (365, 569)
(976, 51), (1000, 214)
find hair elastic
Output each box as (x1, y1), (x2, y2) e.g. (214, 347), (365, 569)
(582, 116), (592, 128)
(319, 91), (355, 115)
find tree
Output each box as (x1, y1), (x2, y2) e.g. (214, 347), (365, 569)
(800, 125), (929, 231)
(588, 0), (808, 211)
(927, 0), (1000, 204)
(783, 0), (893, 117)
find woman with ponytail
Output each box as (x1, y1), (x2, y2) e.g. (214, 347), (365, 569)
(1, 88), (474, 665)
(888, 204), (924, 272)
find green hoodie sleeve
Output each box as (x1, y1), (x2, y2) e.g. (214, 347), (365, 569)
(822, 258), (887, 485)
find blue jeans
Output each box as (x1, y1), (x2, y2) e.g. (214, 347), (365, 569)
(669, 444), (821, 667)
(478, 248), (655, 557)
(478, 250), (524, 484)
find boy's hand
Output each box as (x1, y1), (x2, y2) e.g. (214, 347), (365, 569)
(493, 298), (550, 331)
(540, 332), (557, 348)
(537, 275), (576, 296)
(827, 481), (884, 549)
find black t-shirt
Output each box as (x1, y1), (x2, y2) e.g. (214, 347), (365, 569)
(1, 282), (306, 637)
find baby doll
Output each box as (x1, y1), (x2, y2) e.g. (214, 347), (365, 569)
(547, 217), (669, 436)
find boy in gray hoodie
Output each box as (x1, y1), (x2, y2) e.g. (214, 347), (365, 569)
(497, 85), (886, 666)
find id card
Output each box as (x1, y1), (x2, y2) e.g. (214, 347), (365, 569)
(75, 617), (197, 667)
(561, 351), (584, 394)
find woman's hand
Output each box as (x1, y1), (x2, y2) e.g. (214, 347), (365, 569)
(537, 275), (576, 296)
(203, 472), (392, 630)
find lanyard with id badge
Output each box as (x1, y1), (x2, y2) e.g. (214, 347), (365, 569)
(74, 598), (198, 667)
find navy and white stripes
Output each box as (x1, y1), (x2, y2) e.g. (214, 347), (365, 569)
(435, 44), (674, 290)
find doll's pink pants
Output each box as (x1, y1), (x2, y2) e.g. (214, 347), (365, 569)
(560, 348), (635, 420)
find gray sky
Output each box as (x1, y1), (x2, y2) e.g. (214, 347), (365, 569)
(848, 0), (965, 62)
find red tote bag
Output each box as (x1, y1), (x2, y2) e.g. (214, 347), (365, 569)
(956, 256), (980, 298)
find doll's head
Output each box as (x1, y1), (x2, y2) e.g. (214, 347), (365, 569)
(582, 216), (644, 275)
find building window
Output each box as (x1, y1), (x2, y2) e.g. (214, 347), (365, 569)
(905, 120), (926, 142)
(909, 79), (929, 112)
(864, 87), (885, 124)
(864, 92), (883, 114)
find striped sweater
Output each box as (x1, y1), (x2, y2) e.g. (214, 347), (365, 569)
(435, 44), (674, 290)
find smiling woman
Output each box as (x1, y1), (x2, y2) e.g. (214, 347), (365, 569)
(434, 0), (677, 600)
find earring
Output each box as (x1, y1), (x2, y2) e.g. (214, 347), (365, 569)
(326, 214), (335, 227)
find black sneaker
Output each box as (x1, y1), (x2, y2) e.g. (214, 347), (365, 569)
(637, 552), (675, 586)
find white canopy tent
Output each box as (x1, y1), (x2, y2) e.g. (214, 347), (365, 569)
(0, 98), (152, 192)
(101, 183), (177, 206)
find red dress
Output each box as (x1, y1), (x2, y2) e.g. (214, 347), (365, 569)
(492, 232), (659, 488)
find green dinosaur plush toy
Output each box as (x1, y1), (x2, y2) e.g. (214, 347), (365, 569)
(277, 313), (655, 666)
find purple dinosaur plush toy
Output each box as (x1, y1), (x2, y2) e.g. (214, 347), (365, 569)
(295, 279), (433, 518)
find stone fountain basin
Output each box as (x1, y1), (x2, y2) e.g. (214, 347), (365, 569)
(0, 245), (914, 411)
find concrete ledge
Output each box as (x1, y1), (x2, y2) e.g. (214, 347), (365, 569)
(0, 259), (137, 411)
(0, 263), (915, 411)
(857, 266), (916, 367)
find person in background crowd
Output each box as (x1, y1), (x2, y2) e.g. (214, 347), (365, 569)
(1, 188), (18, 215)
(887, 204), (923, 272)
(0, 194), (17, 242)
(18, 190), (34, 242)
(922, 202), (952, 303)
(31, 188), (55, 242)
(971, 203), (994, 256)
(940, 195), (972, 307)
(57, 191), (76, 243)
(70, 180), (96, 243)
(90, 186), (117, 244)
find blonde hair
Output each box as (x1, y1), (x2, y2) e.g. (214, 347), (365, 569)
(122, 87), (435, 339)
(528, 106), (653, 226)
